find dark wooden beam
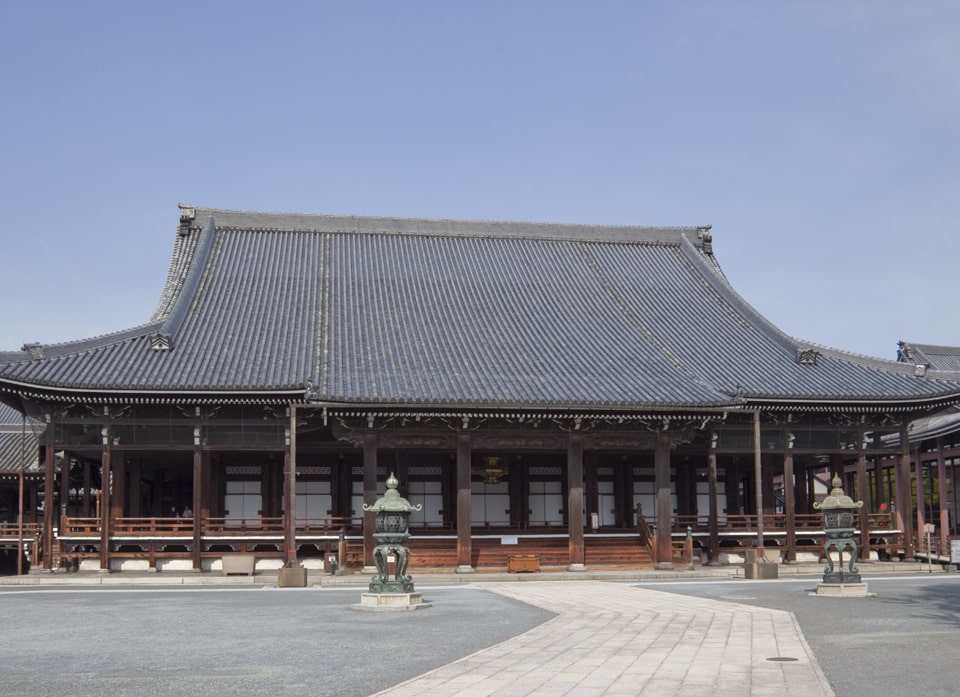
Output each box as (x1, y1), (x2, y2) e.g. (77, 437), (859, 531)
(706, 431), (719, 565)
(655, 433), (673, 569)
(567, 433), (585, 571)
(99, 442), (111, 571)
(43, 429), (55, 570)
(456, 433), (473, 573)
(362, 432), (378, 569)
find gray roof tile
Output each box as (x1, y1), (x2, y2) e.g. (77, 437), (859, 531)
(0, 403), (41, 473)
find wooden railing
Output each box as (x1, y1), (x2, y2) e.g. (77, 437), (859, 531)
(116, 518), (195, 534)
(636, 513), (656, 563)
(200, 517), (285, 534)
(671, 511), (899, 533)
(55, 512), (905, 543)
(59, 515), (367, 537)
(60, 517), (99, 535)
(0, 522), (40, 538)
(296, 516), (362, 533)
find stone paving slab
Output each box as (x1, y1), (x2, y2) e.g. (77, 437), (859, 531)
(373, 581), (834, 697)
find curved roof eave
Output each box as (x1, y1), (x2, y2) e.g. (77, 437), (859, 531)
(0, 379), (307, 405)
(742, 393), (960, 413)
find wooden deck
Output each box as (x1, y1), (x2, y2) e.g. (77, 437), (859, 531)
(45, 513), (911, 570)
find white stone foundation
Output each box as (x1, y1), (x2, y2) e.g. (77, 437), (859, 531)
(813, 583), (874, 597)
(353, 592), (432, 612)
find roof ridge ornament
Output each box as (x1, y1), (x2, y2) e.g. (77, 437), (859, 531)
(896, 340), (913, 363)
(21, 343), (44, 360)
(796, 348), (820, 365)
(150, 334), (173, 352)
(697, 225), (713, 254)
(178, 204), (196, 236)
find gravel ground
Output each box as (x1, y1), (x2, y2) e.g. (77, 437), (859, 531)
(0, 585), (554, 697)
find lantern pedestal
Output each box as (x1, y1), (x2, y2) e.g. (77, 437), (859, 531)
(814, 582), (872, 597)
(354, 592), (432, 612)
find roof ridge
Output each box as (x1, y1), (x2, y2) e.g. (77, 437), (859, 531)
(191, 205), (704, 231)
(156, 216), (217, 342)
(189, 206), (709, 246)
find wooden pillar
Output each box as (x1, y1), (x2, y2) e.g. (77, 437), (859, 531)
(584, 452), (598, 531)
(192, 428), (204, 570)
(753, 411), (764, 550)
(362, 432), (378, 570)
(793, 458), (806, 514)
(806, 466), (818, 514)
(914, 452), (926, 557)
(456, 433), (473, 573)
(706, 430), (719, 565)
(567, 433), (585, 571)
(99, 439), (112, 571)
(937, 440), (949, 555)
(394, 451), (409, 490)
(111, 454), (125, 521)
(284, 414), (297, 566)
(784, 448), (796, 562)
(856, 452), (870, 560)
(59, 451), (70, 525)
(654, 433), (673, 569)
(42, 428), (55, 570)
(897, 428), (915, 557)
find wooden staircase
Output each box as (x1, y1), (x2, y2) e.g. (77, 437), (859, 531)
(401, 535), (655, 572)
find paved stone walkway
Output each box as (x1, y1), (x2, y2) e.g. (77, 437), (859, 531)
(374, 581), (834, 697)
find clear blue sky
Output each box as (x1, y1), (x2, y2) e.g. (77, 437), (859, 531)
(1, 2), (957, 360)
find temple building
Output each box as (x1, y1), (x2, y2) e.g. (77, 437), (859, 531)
(2, 205), (960, 574)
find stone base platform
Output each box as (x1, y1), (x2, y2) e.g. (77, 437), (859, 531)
(812, 582), (874, 597)
(352, 592), (432, 612)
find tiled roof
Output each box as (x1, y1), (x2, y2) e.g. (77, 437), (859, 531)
(0, 403), (41, 473)
(1, 207), (959, 411)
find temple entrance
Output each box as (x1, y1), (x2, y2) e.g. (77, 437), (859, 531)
(128, 452), (192, 518)
(224, 480), (261, 523)
(472, 480), (510, 527)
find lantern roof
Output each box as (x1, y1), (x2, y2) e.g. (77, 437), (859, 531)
(814, 475), (863, 511)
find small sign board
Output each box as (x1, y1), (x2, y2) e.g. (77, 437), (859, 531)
(501, 535), (518, 545)
(951, 538), (960, 564)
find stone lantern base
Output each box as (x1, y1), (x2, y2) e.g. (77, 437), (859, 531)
(352, 592), (432, 612)
(813, 582), (874, 598)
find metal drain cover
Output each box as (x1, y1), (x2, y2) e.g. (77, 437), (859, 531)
(767, 656), (799, 662)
